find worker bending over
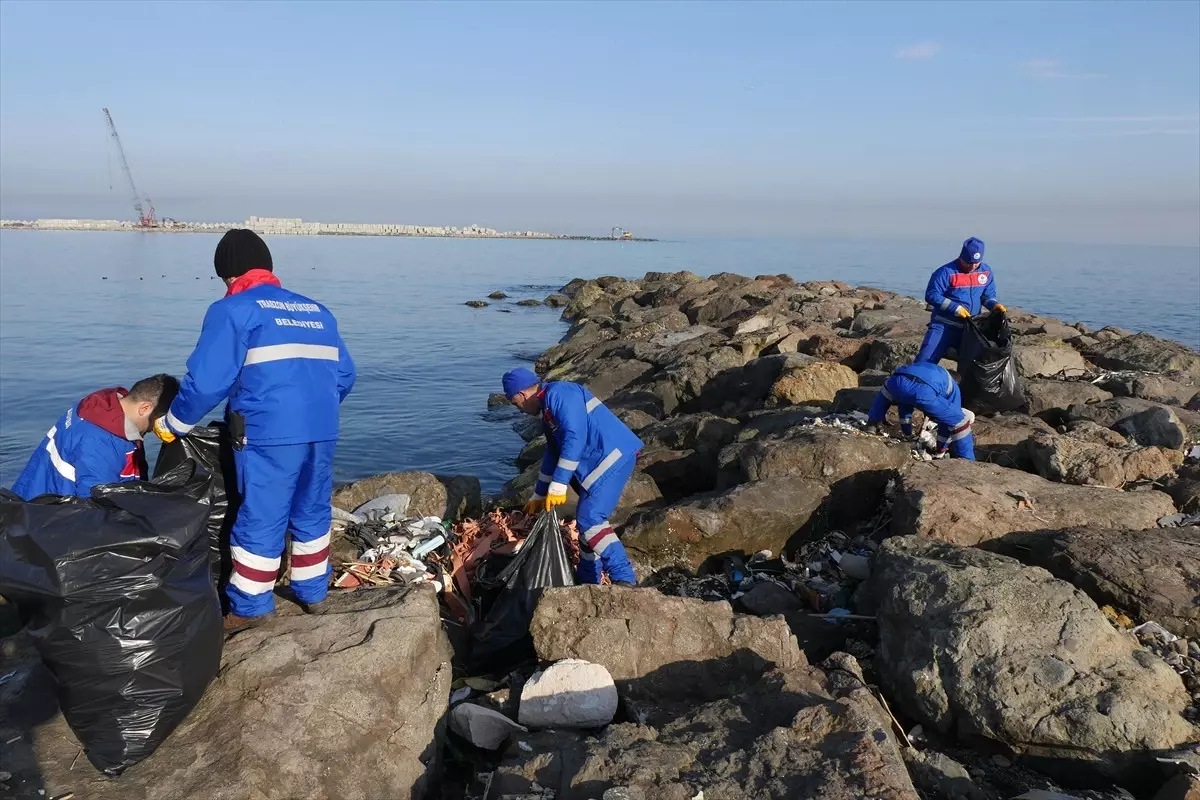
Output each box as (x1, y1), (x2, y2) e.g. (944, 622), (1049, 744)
(916, 237), (1006, 365)
(503, 368), (642, 585)
(11, 375), (179, 499)
(866, 362), (975, 460)
(154, 230), (356, 629)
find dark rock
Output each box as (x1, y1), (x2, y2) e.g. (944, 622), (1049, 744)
(865, 336), (925, 372)
(903, 750), (988, 800)
(637, 412), (740, 456)
(1166, 463), (1200, 514)
(487, 392), (509, 408)
(333, 471), (482, 520)
(1022, 379), (1112, 422)
(832, 386), (880, 414)
(637, 447), (718, 500)
(489, 290), (508, 299)
(544, 293), (570, 307)
(529, 586), (804, 703)
(857, 369), (891, 387)
(515, 435), (547, 469)
(1097, 373), (1199, 407)
(516, 298), (542, 307)
(1067, 397), (1191, 449)
(19, 587), (452, 800)
(971, 413), (1054, 472)
(559, 278), (588, 298)
(620, 478), (829, 571)
(891, 460), (1175, 545)
(872, 536), (1194, 788)
(1013, 345), (1089, 379)
(982, 526), (1200, 638)
(737, 580), (802, 616)
(465, 300), (489, 308)
(1085, 332), (1200, 379)
(683, 291), (751, 326)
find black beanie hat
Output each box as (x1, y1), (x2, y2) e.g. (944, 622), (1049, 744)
(214, 229), (273, 279)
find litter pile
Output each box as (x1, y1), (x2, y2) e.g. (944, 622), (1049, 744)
(1128, 619), (1200, 724)
(331, 493), (586, 625)
(796, 411), (952, 462)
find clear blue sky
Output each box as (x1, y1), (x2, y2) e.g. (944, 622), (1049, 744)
(1, 0), (1198, 244)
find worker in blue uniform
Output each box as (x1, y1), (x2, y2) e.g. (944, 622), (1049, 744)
(154, 229), (356, 629)
(865, 362), (975, 460)
(11, 375), (179, 499)
(916, 237), (1007, 366)
(503, 368), (642, 585)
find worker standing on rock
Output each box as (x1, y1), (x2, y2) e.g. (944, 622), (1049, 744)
(503, 368), (642, 585)
(154, 230), (356, 630)
(865, 362), (975, 459)
(11, 375), (179, 499)
(916, 237), (1006, 365)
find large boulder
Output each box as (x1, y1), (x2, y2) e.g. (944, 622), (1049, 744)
(684, 291), (752, 326)
(1067, 397), (1191, 449)
(795, 329), (874, 371)
(1027, 430), (1183, 488)
(1085, 332), (1200, 379)
(683, 352), (816, 416)
(1098, 373), (1199, 407)
(891, 460), (1175, 545)
(1013, 345), (1089, 379)
(1022, 379), (1113, 421)
(971, 413), (1055, 472)
(872, 537), (1196, 787)
(530, 586), (803, 703)
(732, 427), (912, 485)
(865, 336), (924, 372)
(766, 361), (859, 407)
(982, 526), (1200, 638)
(19, 587), (453, 800)
(333, 471), (482, 520)
(620, 478), (828, 570)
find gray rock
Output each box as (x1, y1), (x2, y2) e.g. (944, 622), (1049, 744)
(450, 703), (527, 750)
(465, 299), (489, 308)
(873, 537), (1195, 786)
(489, 290), (508, 299)
(1085, 332), (1200, 379)
(516, 298), (542, 307)
(737, 580), (802, 616)
(891, 460), (1176, 546)
(332, 471), (482, 521)
(1021, 379), (1112, 421)
(971, 413), (1055, 472)
(530, 586), (804, 703)
(1114, 404), (1188, 449)
(832, 386), (882, 414)
(544, 293), (570, 307)
(903, 749), (988, 800)
(1027, 429), (1182, 488)
(982, 526), (1200, 639)
(1014, 346), (1089, 379)
(1097, 373), (1199, 407)
(19, 587), (453, 800)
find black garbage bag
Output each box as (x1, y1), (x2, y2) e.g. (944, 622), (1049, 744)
(469, 510), (576, 673)
(958, 311), (1025, 413)
(0, 463), (223, 776)
(153, 422), (240, 582)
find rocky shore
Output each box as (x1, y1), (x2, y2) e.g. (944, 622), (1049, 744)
(4, 270), (1198, 799)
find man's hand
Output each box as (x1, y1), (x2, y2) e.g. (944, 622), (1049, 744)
(523, 496), (544, 515)
(544, 492), (568, 512)
(152, 417), (177, 444)
(955, 307), (971, 319)
(992, 303), (1007, 313)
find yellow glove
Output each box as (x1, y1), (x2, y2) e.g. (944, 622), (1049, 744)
(955, 307), (971, 319)
(992, 303), (1007, 313)
(523, 496), (543, 515)
(152, 417), (177, 444)
(544, 492), (568, 512)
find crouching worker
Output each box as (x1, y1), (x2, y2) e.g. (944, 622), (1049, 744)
(503, 368), (642, 585)
(11, 375), (180, 499)
(153, 230), (356, 630)
(865, 362), (975, 460)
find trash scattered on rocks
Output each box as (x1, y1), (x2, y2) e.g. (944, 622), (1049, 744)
(1158, 512), (1200, 528)
(450, 703), (527, 750)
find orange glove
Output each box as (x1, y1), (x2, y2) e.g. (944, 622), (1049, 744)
(544, 492), (568, 512)
(152, 417), (177, 444)
(955, 307), (971, 319)
(992, 303), (1007, 313)
(523, 496), (543, 515)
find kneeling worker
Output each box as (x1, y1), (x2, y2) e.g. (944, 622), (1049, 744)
(11, 375), (180, 499)
(865, 362), (975, 460)
(503, 368), (642, 585)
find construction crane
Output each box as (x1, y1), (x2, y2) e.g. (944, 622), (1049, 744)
(102, 107), (157, 227)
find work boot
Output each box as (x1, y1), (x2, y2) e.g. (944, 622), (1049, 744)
(222, 613), (260, 634)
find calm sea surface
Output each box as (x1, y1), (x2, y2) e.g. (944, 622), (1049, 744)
(1, 231), (1197, 492)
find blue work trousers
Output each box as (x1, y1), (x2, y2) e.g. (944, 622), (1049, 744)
(574, 456), (637, 584)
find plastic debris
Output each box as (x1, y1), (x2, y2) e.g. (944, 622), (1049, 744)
(518, 659), (618, 729)
(1159, 512), (1200, 528)
(1134, 621), (1180, 643)
(450, 686), (472, 705)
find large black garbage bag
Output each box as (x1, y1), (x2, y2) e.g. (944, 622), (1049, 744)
(470, 510), (576, 672)
(958, 311), (1025, 413)
(0, 464), (223, 776)
(153, 422), (240, 582)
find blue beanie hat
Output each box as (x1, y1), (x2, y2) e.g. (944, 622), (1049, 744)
(959, 237), (985, 264)
(503, 368), (540, 400)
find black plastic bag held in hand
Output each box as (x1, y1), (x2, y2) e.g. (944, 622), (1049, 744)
(0, 463), (223, 776)
(957, 310), (1025, 413)
(470, 510), (576, 672)
(153, 422), (240, 582)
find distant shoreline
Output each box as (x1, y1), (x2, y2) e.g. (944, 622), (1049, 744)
(0, 216), (658, 242)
